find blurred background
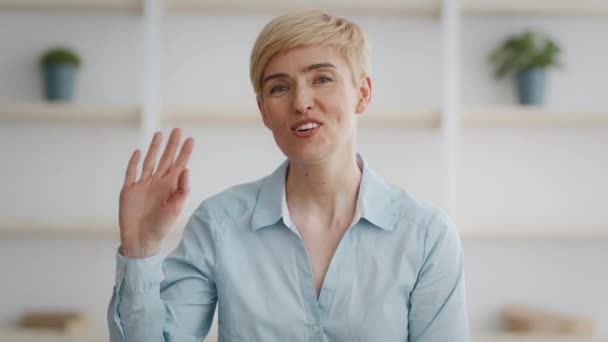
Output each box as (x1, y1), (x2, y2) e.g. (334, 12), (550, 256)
(0, 0), (607, 341)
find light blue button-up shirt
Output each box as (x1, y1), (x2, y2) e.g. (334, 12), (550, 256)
(108, 155), (469, 341)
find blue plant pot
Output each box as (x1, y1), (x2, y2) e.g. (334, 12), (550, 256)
(516, 67), (546, 105)
(43, 63), (77, 101)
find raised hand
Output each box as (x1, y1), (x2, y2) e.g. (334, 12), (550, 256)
(119, 128), (194, 258)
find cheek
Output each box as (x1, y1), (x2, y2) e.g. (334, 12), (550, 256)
(333, 82), (358, 104)
(264, 104), (293, 140)
(263, 100), (286, 124)
(326, 89), (357, 121)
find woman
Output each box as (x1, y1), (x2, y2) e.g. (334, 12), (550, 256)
(108, 10), (469, 342)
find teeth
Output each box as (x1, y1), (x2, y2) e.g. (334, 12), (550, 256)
(295, 122), (319, 131)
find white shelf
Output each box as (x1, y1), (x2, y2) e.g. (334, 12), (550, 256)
(0, 103), (140, 125)
(472, 334), (607, 342)
(463, 0), (608, 16)
(0, 104), (438, 127)
(163, 108), (261, 125)
(3, 220), (607, 240)
(0, 329), (106, 342)
(163, 107), (441, 128)
(461, 224), (608, 240)
(0, 0), (142, 12)
(0, 220), (187, 241)
(359, 110), (441, 128)
(165, 0), (440, 15)
(0, 221), (119, 236)
(0, 330), (604, 342)
(0, 329), (216, 342)
(5, 104), (608, 129)
(0, 0), (439, 15)
(463, 107), (608, 128)
(7, 104), (608, 129)
(3, 0), (607, 16)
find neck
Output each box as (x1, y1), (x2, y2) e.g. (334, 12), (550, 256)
(285, 151), (362, 230)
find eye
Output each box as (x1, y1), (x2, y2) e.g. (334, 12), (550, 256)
(315, 76), (333, 84)
(269, 85), (288, 95)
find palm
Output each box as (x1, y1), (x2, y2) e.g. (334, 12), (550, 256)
(119, 128), (194, 257)
(120, 177), (178, 238)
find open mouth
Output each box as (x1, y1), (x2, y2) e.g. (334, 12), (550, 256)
(293, 122), (320, 132)
(291, 121), (322, 138)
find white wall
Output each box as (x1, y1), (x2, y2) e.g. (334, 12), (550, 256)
(0, 10), (607, 339)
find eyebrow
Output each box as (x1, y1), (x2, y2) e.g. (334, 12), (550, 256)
(261, 63), (336, 88)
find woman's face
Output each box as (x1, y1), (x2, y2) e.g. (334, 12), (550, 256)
(257, 44), (371, 165)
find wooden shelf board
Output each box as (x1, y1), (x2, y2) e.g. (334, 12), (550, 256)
(0, 330), (604, 342)
(166, 0), (440, 15)
(460, 224), (608, 240)
(164, 107), (441, 128)
(0, 103), (140, 125)
(163, 108), (261, 125)
(4, 104), (607, 129)
(0, 0), (142, 12)
(0, 221), (118, 236)
(0, 329), (106, 342)
(359, 110), (441, 128)
(3, 220), (606, 240)
(2, 0), (607, 15)
(0, 220), (186, 241)
(463, 107), (608, 128)
(463, 0), (608, 16)
(472, 333), (608, 342)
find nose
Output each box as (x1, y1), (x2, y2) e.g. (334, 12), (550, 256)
(293, 85), (313, 114)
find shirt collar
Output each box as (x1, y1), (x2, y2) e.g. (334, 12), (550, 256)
(251, 159), (288, 231)
(251, 154), (399, 232)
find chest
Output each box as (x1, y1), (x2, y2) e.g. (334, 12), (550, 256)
(217, 219), (416, 341)
(297, 223), (350, 297)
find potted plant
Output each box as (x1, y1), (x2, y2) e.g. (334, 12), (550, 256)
(489, 30), (561, 105)
(39, 47), (82, 101)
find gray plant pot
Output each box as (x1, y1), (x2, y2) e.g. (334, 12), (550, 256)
(516, 67), (546, 105)
(43, 63), (77, 101)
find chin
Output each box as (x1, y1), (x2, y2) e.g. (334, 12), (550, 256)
(282, 146), (330, 165)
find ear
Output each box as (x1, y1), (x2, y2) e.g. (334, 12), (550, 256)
(257, 97), (272, 130)
(355, 76), (372, 114)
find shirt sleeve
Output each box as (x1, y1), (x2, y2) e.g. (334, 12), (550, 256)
(107, 209), (219, 342)
(408, 210), (470, 342)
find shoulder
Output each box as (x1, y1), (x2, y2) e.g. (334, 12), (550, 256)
(380, 182), (462, 268)
(381, 180), (457, 239)
(181, 176), (268, 250)
(191, 176), (265, 224)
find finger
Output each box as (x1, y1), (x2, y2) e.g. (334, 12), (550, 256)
(170, 169), (190, 211)
(171, 169), (190, 212)
(168, 137), (194, 175)
(124, 149), (141, 187)
(156, 128), (181, 177)
(177, 168), (189, 194)
(141, 132), (162, 180)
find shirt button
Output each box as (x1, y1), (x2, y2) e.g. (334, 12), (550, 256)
(312, 324), (321, 333)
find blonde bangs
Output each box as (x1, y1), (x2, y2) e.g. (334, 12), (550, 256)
(250, 10), (370, 97)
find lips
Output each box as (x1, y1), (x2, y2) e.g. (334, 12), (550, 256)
(292, 124), (321, 139)
(291, 119), (323, 131)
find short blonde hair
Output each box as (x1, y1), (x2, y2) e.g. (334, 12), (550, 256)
(250, 10), (371, 98)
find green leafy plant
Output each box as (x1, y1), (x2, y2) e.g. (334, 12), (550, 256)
(39, 47), (81, 67)
(489, 30), (561, 79)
